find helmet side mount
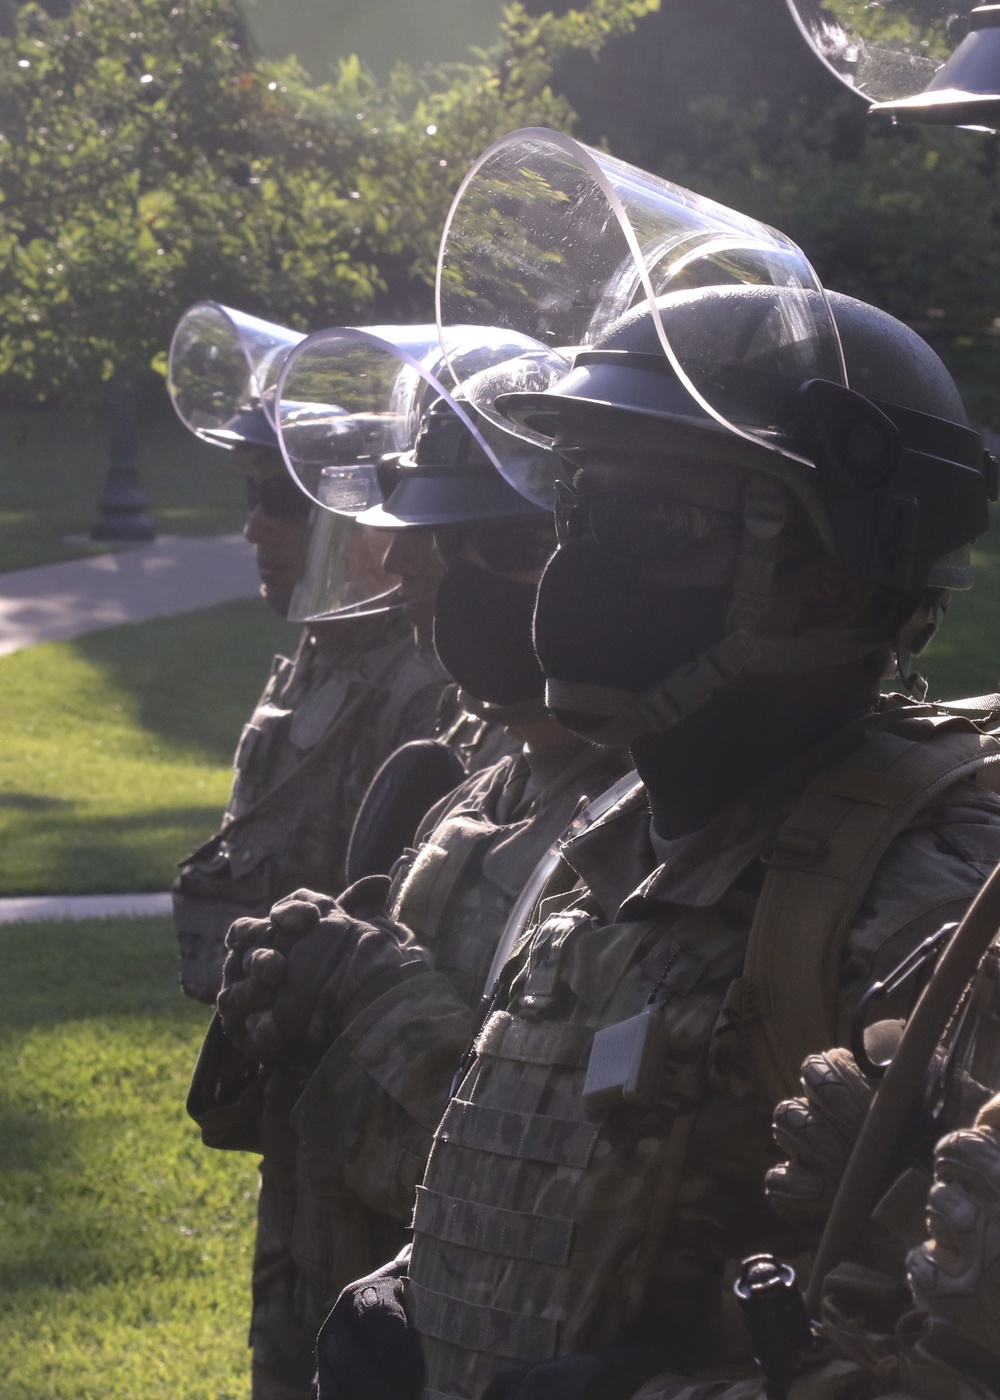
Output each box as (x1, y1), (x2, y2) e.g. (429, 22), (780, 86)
(796, 379), (991, 593)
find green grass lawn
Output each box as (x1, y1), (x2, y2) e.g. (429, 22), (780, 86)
(0, 392), (247, 572)
(0, 599), (295, 896)
(0, 916), (258, 1399)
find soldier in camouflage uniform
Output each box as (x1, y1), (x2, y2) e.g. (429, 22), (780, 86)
(645, 946), (1000, 1400)
(288, 277), (1000, 1400)
(194, 391), (628, 1398)
(168, 307), (452, 1005)
(623, 1053), (1000, 1399)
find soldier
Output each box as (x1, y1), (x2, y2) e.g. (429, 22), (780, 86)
(672, 949), (1000, 1400)
(193, 345), (629, 1398)
(166, 304), (453, 1003)
(307, 267), (1000, 1400)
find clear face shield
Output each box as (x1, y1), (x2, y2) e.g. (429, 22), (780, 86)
(277, 324), (528, 623)
(287, 506), (407, 624)
(784, 0), (1000, 126)
(167, 301), (306, 445)
(435, 127), (846, 506)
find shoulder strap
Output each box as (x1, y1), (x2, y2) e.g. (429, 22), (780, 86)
(739, 726), (1000, 1104)
(481, 772), (644, 995)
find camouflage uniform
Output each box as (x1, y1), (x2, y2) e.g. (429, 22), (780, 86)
(349, 703), (1000, 1400)
(191, 736), (625, 1400)
(174, 614), (449, 1004)
(433, 683), (523, 780)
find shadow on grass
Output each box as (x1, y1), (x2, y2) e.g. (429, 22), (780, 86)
(0, 920), (214, 1299)
(0, 918), (206, 1028)
(0, 791), (72, 811)
(0, 1104), (78, 1173)
(0, 802), (230, 895)
(67, 599), (295, 766)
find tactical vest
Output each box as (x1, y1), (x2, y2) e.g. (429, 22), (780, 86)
(173, 624), (446, 1003)
(289, 742), (631, 1267)
(389, 745), (627, 1007)
(407, 717), (1000, 1400)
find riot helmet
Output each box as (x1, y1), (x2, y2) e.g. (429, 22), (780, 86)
(276, 321), (556, 721)
(168, 302), (404, 625)
(379, 396), (555, 725)
(168, 301), (305, 446)
(499, 289), (993, 743)
(434, 128), (846, 503)
(432, 131), (992, 742)
(784, 0), (1000, 129)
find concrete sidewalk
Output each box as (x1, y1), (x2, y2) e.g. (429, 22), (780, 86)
(0, 533), (260, 656)
(0, 892), (173, 924)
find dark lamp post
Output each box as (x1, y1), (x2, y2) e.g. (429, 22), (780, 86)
(90, 373), (156, 542)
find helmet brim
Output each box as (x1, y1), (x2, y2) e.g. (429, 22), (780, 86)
(357, 468), (548, 530)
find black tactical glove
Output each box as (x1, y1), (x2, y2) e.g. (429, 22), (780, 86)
(216, 914), (286, 1055)
(315, 1257), (424, 1400)
(218, 881), (430, 1068)
(765, 1048), (875, 1226)
(907, 1093), (1000, 1373)
(214, 887), (360, 1056)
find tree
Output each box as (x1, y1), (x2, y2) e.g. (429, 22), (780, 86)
(0, 0), (659, 408)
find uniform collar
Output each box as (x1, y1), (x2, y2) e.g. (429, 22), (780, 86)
(562, 710), (892, 921)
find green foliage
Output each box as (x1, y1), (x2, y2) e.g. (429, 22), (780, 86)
(0, 0), (658, 407)
(524, 0), (1000, 417)
(0, 0), (379, 404)
(657, 93), (1000, 354)
(0, 599), (292, 894)
(0, 916), (257, 1398)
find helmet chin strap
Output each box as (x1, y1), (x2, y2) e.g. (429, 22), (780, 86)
(893, 593), (949, 704)
(543, 474), (888, 748)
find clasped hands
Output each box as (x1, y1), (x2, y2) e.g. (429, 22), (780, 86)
(215, 876), (429, 1068)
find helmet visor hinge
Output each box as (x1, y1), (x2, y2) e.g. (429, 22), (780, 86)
(797, 379), (902, 495)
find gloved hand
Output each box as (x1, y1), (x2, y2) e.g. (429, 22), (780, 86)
(315, 1256), (424, 1400)
(216, 914), (286, 1055)
(766, 1048), (875, 1225)
(217, 880), (429, 1068)
(215, 890), (340, 1051)
(907, 1093), (1000, 1369)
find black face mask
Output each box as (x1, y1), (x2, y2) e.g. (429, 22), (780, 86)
(433, 557), (546, 706)
(532, 540), (729, 729)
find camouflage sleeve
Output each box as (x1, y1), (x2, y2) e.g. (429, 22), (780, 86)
(341, 970), (473, 1129)
(292, 970), (473, 1220)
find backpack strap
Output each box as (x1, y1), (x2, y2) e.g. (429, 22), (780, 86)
(737, 724), (1000, 1104)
